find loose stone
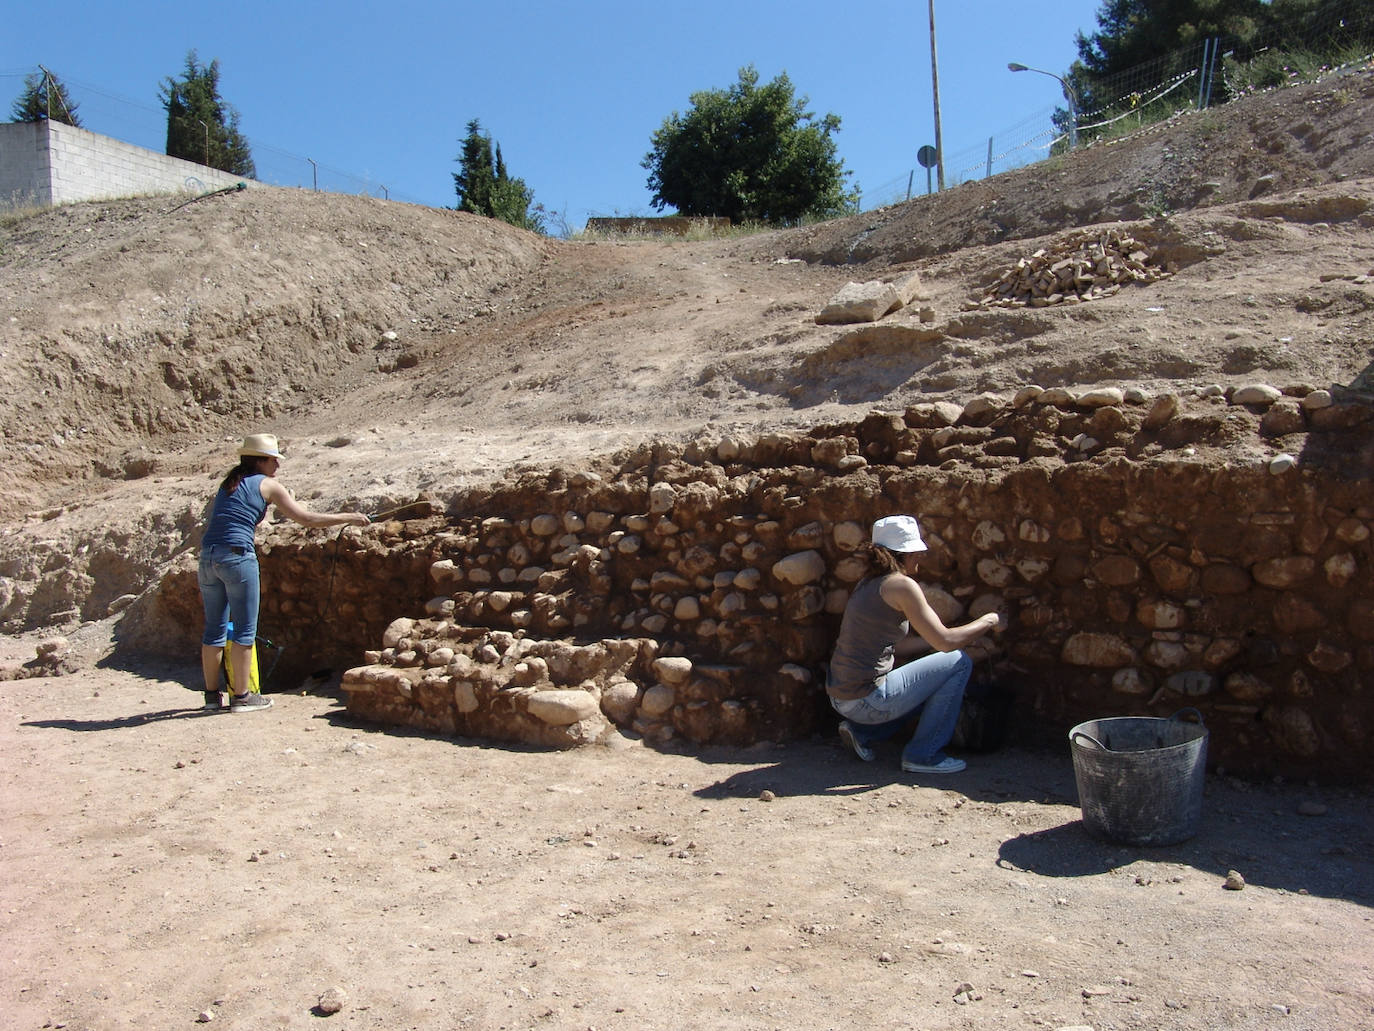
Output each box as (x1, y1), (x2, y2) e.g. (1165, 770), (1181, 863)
(1078, 387), (1125, 407)
(1233, 383), (1281, 406)
(317, 987), (348, 1014)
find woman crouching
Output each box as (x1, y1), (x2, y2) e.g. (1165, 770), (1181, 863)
(827, 515), (1001, 773)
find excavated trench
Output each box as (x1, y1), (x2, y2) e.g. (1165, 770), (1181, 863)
(119, 387), (1374, 781)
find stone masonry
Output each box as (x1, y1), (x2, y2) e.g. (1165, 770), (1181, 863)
(151, 381), (1374, 779)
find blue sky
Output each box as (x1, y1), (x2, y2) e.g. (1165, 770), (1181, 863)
(1, 0), (1105, 231)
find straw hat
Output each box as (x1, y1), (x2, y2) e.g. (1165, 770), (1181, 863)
(872, 515), (927, 553)
(237, 433), (283, 459)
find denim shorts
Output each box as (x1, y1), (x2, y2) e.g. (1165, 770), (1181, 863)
(198, 544), (260, 647)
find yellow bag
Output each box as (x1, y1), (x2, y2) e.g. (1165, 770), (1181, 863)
(222, 639), (261, 695)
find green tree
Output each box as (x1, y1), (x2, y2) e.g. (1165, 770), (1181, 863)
(452, 119), (544, 233)
(1062, 1), (1268, 129)
(159, 51), (255, 177)
(1070, 0), (1373, 115)
(1075, 0), (1267, 78)
(642, 66), (857, 226)
(10, 68), (81, 126)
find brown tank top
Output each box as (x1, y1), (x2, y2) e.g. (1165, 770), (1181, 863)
(826, 575), (909, 701)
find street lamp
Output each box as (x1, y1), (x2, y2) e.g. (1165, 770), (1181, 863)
(1008, 62), (1079, 150)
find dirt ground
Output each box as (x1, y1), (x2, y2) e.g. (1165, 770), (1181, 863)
(3, 67), (1374, 1031)
(2, 640), (1371, 1031)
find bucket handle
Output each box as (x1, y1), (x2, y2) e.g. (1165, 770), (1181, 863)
(1071, 730), (1109, 750)
(1169, 707), (1205, 727)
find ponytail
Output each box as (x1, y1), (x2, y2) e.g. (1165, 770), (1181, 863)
(855, 542), (904, 582)
(219, 456), (271, 495)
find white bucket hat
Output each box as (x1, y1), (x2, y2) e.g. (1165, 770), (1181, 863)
(872, 515), (927, 553)
(237, 433), (283, 459)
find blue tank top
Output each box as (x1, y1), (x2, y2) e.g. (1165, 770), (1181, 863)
(201, 474), (269, 550)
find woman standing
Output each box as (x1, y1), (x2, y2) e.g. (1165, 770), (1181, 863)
(827, 515), (1001, 773)
(199, 433), (370, 712)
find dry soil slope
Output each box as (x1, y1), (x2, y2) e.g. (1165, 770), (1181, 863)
(0, 192), (553, 515)
(1, 70), (1373, 635)
(1, 69), (1372, 517)
(780, 66), (1374, 263)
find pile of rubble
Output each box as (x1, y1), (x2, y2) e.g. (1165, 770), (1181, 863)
(966, 229), (1177, 309)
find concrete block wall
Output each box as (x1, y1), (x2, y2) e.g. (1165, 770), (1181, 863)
(0, 122), (51, 206)
(0, 120), (248, 209)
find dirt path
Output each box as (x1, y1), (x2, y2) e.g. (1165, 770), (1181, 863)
(2, 656), (1370, 1031)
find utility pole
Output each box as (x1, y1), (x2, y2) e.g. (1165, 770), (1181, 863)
(37, 65), (71, 123)
(197, 119), (209, 166)
(928, 0), (945, 191)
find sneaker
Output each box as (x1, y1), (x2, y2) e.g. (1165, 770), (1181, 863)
(229, 692), (273, 713)
(901, 754), (966, 774)
(838, 720), (875, 762)
(202, 691), (225, 711)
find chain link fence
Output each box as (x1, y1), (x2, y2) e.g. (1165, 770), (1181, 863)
(866, 0), (1374, 207)
(0, 68), (428, 206)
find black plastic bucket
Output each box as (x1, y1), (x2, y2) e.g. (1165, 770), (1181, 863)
(1069, 708), (1208, 846)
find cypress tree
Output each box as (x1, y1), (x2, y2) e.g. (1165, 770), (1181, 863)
(159, 51), (256, 178)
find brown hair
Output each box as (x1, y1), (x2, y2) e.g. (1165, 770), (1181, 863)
(218, 455), (273, 495)
(855, 542), (905, 582)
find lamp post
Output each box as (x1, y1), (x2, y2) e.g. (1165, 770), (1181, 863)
(1008, 62), (1079, 150)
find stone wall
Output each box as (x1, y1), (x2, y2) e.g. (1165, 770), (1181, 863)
(147, 383), (1374, 779)
(0, 120), (248, 209)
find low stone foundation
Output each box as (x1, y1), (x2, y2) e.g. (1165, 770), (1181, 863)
(342, 624), (810, 749)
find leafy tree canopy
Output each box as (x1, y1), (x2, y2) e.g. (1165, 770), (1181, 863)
(159, 51), (256, 178)
(642, 66), (857, 226)
(453, 119), (545, 234)
(1076, 0), (1372, 80)
(11, 69), (81, 126)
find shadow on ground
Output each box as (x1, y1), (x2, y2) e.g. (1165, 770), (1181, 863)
(690, 736), (1374, 909)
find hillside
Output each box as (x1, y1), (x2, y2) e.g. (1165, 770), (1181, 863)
(2, 65), (1374, 1031)
(0, 68), (1372, 634)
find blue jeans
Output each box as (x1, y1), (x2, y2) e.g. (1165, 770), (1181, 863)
(830, 650), (972, 764)
(198, 545), (260, 647)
